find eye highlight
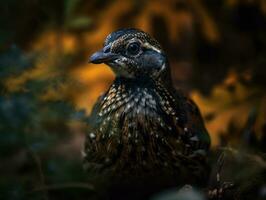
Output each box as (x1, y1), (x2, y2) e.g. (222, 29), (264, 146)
(126, 42), (140, 55)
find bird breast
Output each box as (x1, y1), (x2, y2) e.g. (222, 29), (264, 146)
(84, 80), (205, 175)
(98, 83), (174, 137)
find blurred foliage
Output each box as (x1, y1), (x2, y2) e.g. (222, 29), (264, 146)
(1, 0), (266, 199)
(0, 46), (92, 200)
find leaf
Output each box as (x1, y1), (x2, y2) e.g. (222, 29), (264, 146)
(64, 0), (81, 19)
(67, 17), (92, 29)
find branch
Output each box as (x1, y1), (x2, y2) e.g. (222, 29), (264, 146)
(30, 182), (94, 193)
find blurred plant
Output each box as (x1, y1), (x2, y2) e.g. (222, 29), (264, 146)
(64, 0), (92, 30)
(1, 0), (266, 199)
(152, 185), (206, 200)
(0, 45), (93, 200)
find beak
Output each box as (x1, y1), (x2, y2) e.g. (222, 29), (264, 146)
(89, 49), (118, 64)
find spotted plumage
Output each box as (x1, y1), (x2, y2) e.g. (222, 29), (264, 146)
(84, 28), (210, 187)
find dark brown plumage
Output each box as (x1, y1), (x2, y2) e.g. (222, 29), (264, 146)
(83, 28), (210, 198)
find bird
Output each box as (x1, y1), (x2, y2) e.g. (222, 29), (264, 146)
(83, 28), (211, 198)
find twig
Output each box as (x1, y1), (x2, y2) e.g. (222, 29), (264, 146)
(219, 147), (266, 168)
(30, 182), (94, 193)
(216, 152), (225, 184)
(27, 148), (49, 200)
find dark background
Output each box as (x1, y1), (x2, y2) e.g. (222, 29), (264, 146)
(0, 0), (266, 199)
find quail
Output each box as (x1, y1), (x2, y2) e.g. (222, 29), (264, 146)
(84, 28), (211, 197)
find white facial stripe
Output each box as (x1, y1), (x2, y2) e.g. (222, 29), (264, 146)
(153, 63), (166, 79)
(123, 38), (162, 53)
(161, 63), (166, 71)
(143, 42), (161, 53)
(110, 37), (162, 54)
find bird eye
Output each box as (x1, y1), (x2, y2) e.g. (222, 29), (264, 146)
(127, 42), (140, 55)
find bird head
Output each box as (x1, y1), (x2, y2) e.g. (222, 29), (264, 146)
(89, 28), (169, 80)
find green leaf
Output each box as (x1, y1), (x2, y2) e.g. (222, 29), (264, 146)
(67, 17), (92, 29)
(64, 0), (81, 19)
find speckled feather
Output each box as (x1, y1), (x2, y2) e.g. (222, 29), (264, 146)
(84, 28), (210, 184)
(84, 79), (209, 177)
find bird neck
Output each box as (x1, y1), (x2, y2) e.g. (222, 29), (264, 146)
(157, 60), (174, 90)
(114, 71), (173, 91)
(114, 76), (153, 88)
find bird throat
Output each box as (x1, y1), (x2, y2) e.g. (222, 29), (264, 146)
(98, 77), (173, 124)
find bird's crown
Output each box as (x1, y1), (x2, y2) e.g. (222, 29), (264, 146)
(104, 28), (162, 52)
